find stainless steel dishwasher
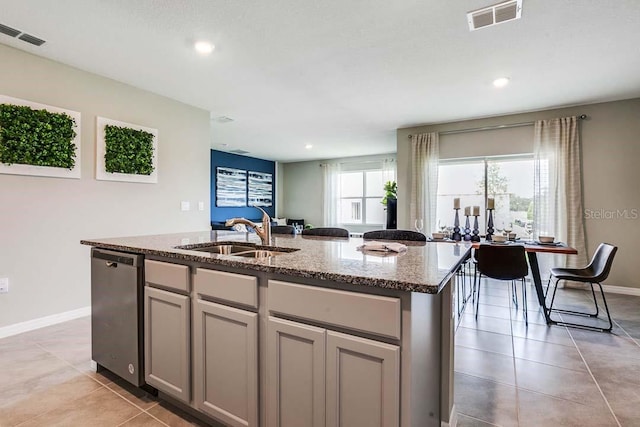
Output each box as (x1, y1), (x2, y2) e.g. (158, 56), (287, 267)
(91, 248), (145, 387)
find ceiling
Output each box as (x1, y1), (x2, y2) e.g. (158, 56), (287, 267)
(1, 1), (639, 163)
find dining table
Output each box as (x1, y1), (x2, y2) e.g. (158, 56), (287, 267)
(470, 240), (578, 325)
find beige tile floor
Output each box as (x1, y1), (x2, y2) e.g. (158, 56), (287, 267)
(1, 280), (639, 426)
(0, 317), (218, 427)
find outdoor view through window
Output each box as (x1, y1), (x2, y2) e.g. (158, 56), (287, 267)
(436, 157), (534, 237)
(339, 170), (391, 225)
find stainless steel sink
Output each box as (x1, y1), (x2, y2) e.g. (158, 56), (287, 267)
(175, 242), (298, 258)
(189, 244), (257, 254)
(232, 250), (289, 258)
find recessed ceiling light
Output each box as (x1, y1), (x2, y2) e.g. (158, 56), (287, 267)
(305, 144), (313, 149)
(194, 41), (214, 55)
(493, 77), (510, 88)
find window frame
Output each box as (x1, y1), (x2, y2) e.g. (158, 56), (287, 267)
(337, 168), (393, 228)
(437, 153), (534, 234)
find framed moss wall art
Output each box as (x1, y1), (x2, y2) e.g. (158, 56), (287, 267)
(0, 95), (81, 179)
(96, 117), (158, 183)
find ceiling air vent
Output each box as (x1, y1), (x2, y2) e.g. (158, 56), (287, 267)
(467, 0), (522, 31)
(0, 23), (21, 38)
(230, 149), (250, 155)
(18, 33), (46, 46)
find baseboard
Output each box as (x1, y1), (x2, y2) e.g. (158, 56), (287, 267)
(0, 306), (91, 339)
(602, 284), (640, 296)
(442, 404), (457, 427)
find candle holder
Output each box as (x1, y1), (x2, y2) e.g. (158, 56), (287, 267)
(471, 215), (481, 242)
(486, 208), (495, 241)
(452, 208), (462, 241)
(463, 215), (471, 241)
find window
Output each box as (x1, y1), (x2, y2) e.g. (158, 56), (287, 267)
(338, 169), (393, 226)
(436, 156), (534, 237)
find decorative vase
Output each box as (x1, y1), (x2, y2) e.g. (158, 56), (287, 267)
(386, 198), (397, 230)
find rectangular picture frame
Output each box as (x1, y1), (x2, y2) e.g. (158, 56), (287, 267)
(216, 167), (247, 207)
(248, 170), (273, 207)
(0, 94), (81, 179)
(96, 116), (158, 183)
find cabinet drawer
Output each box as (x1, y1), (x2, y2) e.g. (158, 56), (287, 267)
(195, 269), (258, 309)
(267, 280), (401, 339)
(145, 260), (190, 293)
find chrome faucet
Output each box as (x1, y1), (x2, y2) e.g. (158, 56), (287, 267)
(225, 206), (272, 245)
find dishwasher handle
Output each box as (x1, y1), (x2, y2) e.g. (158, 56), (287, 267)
(92, 248), (143, 268)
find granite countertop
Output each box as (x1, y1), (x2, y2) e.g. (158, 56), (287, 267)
(81, 231), (471, 294)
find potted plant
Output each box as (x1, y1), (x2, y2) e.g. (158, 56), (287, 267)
(381, 181), (397, 229)
(381, 181), (397, 207)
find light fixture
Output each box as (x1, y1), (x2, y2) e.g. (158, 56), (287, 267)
(305, 144), (313, 149)
(493, 77), (510, 88)
(194, 41), (214, 55)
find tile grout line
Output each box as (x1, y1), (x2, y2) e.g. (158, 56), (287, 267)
(32, 341), (116, 389)
(508, 280), (522, 427)
(116, 412), (149, 427)
(454, 370), (519, 390)
(31, 341), (167, 425)
(612, 317), (640, 348)
(565, 326), (622, 427)
(115, 410), (171, 427)
(13, 387), (106, 427)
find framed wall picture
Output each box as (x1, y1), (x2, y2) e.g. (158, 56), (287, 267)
(96, 117), (158, 183)
(216, 167), (247, 207)
(248, 171), (273, 207)
(0, 95), (81, 179)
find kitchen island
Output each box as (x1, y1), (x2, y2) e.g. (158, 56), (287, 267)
(82, 230), (470, 427)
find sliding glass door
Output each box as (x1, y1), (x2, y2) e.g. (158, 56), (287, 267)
(436, 156), (534, 238)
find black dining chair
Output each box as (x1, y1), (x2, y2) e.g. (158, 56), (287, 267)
(546, 243), (617, 332)
(362, 229), (426, 241)
(475, 244), (529, 325)
(302, 227), (349, 238)
(271, 225), (297, 235)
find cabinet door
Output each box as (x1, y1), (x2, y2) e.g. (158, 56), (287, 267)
(267, 317), (326, 427)
(326, 331), (400, 427)
(144, 286), (191, 403)
(193, 299), (258, 427)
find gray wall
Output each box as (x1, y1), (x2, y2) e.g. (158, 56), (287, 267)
(278, 154), (395, 232)
(281, 160), (324, 227)
(397, 98), (640, 289)
(0, 44), (211, 328)
(281, 154), (395, 230)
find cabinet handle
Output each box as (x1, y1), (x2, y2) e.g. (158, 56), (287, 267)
(106, 261), (118, 268)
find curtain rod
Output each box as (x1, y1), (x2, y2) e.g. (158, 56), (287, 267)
(408, 114), (587, 138)
(318, 158), (395, 167)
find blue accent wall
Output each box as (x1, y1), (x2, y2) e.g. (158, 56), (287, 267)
(211, 150), (276, 222)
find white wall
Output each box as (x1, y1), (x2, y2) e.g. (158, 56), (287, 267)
(397, 98), (640, 289)
(0, 44), (211, 328)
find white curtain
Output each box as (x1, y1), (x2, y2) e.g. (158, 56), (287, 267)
(533, 116), (588, 271)
(321, 163), (341, 226)
(382, 158), (396, 184)
(410, 133), (439, 234)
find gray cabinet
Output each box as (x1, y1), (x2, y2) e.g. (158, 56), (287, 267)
(326, 331), (400, 427)
(193, 298), (258, 427)
(144, 285), (191, 403)
(267, 317), (326, 427)
(267, 316), (400, 427)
